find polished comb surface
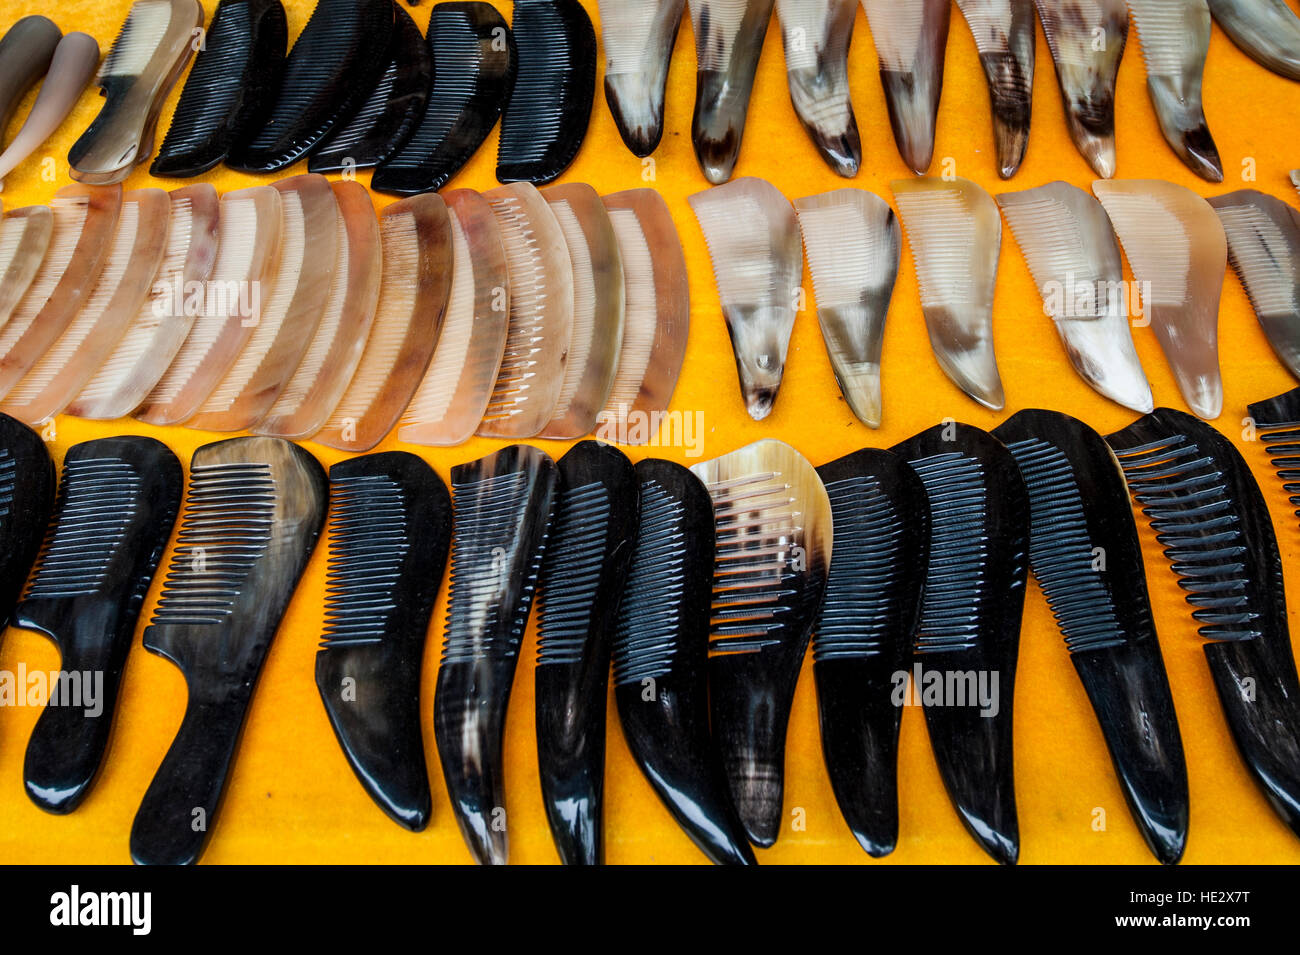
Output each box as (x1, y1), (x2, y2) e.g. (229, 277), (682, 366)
(1208, 0), (1300, 82)
(0, 32), (101, 184)
(1250, 387), (1300, 526)
(861, 0), (950, 175)
(0, 17), (61, 144)
(0, 415), (56, 661)
(0, 206), (54, 334)
(775, 0), (861, 177)
(598, 0), (684, 157)
(954, 0), (1035, 179)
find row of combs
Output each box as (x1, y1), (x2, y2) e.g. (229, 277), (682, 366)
(603, 0), (1300, 184)
(694, 173), (1300, 426)
(0, 174), (688, 447)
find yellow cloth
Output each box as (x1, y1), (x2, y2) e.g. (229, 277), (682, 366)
(1, 0), (1298, 864)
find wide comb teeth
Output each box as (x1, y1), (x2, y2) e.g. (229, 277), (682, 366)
(1249, 388), (1300, 522)
(309, 2), (431, 173)
(891, 176), (1006, 410)
(691, 438), (831, 848)
(1093, 179), (1227, 420)
(151, 0), (289, 177)
(0, 186), (123, 402)
(0, 32), (100, 184)
(997, 180), (1153, 412)
(955, 0), (1035, 178)
(794, 188), (902, 428)
(189, 175), (339, 432)
(689, 0), (774, 183)
(313, 193), (452, 452)
(537, 183), (625, 439)
(689, 176), (803, 421)
(861, 0), (950, 174)
(0, 206), (54, 332)
(3, 190), (170, 426)
(228, 0), (394, 173)
(775, 0), (861, 177)
(68, 0), (204, 184)
(477, 182), (574, 438)
(1209, 0), (1300, 82)
(496, 0), (597, 185)
(400, 189), (510, 447)
(372, 2), (517, 197)
(599, 0), (684, 157)
(596, 189), (689, 443)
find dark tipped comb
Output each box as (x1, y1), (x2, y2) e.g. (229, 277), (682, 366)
(812, 448), (929, 858)
(891, 422), (1027, 865)
(534, 440), (638, 865)
(17, 437), (181, 815)
(1109, 407), (1300, 839)
(227, 0), (394, 174)
(151, 0), (288, 177)
(612, 458), (755, 865)
(433, 445), (557, 865)
(316, 452), (450, 832)
(496, 0), (596, 185)
(129, 437), (327, 866)
(308, 2), (431, 173)
(0, 415), (56, 650)
(995, 409), (1189, 865)
(371, 2), (517, 197)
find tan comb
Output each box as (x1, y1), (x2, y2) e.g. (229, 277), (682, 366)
(0, 206), (54, 334)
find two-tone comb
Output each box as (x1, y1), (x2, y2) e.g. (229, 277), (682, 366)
(1251, 387), (1300, 526)
(774, 0), (861, 177)
(612, 458), (755, 864)
(597, 0), (684, 158)
(0, 206), (53, 333)
(0, 415), (56, 653)
(811, 448), (928, 858)
(434, 445), (557, 864)
(0, 32), (101, 185)
(1108, 408), (1300, 839)
(534, 441), (638, 864)
(130, 436), (327, 865)
(17, 437), (182, 814)
(954, 0), (1035, 179)
(995, 409), (1189, 864)
(690, 439), (832, 848)
(891, 422), (1028, 865)
(316, 452), (450, 831)
(861, 0), (950, 175)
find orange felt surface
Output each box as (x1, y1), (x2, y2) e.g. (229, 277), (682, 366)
(0, 0), (1299, 865)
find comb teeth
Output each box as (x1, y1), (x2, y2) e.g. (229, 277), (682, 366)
(0, 450), (15, 524)
(321, 473), (408, 648)
(603, 208), (656, 408)
(536, 481), (608, 666)
(893, 185), (974, 307)
(1098, 192), (1192, 307)
(101, 1), (174, 78)
(26, 459), (141, 599)
(0, 198), (90, 354)
(151, 463), (275, 625)
(1003, 437), (1127, 652)
(611, 478), (684, 685)
(485, 196), (547, 418)
(1255, 416), (1300, 519)
(545, 200), (596, 421)
(999, 193), (1095, 312)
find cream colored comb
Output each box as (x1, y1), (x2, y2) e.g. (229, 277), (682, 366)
(0, 207), (54, 334)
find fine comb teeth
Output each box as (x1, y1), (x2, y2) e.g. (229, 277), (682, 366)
(0, 185), (123, 402)
(1250, 387), (1300, 523)
(812, 449), (928, 858)
(130, 436), (327, 866)
(316, 452), (450, 832)
(477, 183), (574, 439)
(151, 0), (289, 177)
(0, 206), (54, 333)
(496, 0), (597, 185)
(954, 0), (1035, 179)
(611, 458), (756, 865)
(309, 2), (431, 173)
(861, 0), (950, 175)
(775, 0), (861, 177)
(0, 32), (101, 185)
(890, 422), (1028, 866)
(3, 189), (171, 426)
(69, 184), (221, 421)
(538, 183), (625, 439)
(228, 0), (394, 173)
(371, 2), (518, 197)
(996, 180), (1153, 413)
(435, 446), (557, 865)
(16, 436), (182, 816)
(136, 185), (283, 426)
(255, 181), (382, 441)
(994, 409), (1189, 865)
(1107, 408), (1300, 838)
(0, 415), (56, 652)
(598, 0), (684, 157)
(68, 0), (205, 184)
(689, 176), (803, 421)
(312, 193), (453, 452)
(399, 188), (510, 448)
(690, 439), (832, 849)
(534, 441), (638, 865)
(793, 188), (902, 429)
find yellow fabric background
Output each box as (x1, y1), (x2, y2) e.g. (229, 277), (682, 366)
(1, 0), (1299, 864)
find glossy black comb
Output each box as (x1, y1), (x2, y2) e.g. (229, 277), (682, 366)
(308, 2), (431, 174)
(1109, 407), (1300, 839)
(890, 422), (1027, 865)
(812, 448), (929, 858)
(1250, 387), (1300, 527)
(994, 409), (1189, 865)
(227, 0), (393, 174)
(0, 415), (56, 656)
(315, 452), (450, 832)
(495, 0), (596, 185)
(534, 440), (637, 865)
(371, 2), (516, 196)
(434, 445), (557, 865)
(150, 0), (288, 177)
(612, 459), (755, 865)
(130, 437), (327, 866)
